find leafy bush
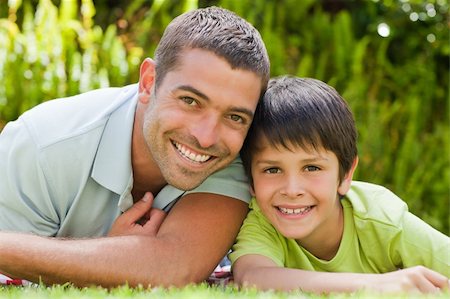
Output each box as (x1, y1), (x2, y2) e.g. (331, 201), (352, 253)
(0, 0), (448, 232)
(0, 0), (142, 126)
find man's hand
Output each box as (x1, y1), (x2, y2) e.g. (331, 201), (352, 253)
(108, 192), (166, 237)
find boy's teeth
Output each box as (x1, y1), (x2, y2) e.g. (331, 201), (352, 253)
(174, 142), (211, 163)
(279, 206), (311, 215)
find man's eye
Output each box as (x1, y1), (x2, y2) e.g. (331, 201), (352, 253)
(229, 114), (243, 123)
(305, 165), (320, 172)
(181, 96), (197, 106)
(264, 167), (280, 174)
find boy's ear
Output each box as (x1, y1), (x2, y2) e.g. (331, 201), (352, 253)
(337, 157), (359, 196)
(138, 58), (156, 104)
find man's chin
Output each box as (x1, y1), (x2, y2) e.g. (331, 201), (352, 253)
(164, 161), (231, 190)
(165, 174), (210, 191)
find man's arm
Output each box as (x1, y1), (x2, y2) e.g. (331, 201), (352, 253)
(233, 255), (450, 294)
(0, 193), (248, 288)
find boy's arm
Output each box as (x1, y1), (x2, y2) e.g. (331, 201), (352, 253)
(233, 254), (449, 294)
(0, 193), (248, 288)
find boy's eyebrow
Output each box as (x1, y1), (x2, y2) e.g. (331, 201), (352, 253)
(254, 159), (278, 165)
(255, 156), (329, 164)
(176, 84), (254, 118)
(301, 156), (329, 163)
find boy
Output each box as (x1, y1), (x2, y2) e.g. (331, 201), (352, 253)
(230, 76), (449, 294)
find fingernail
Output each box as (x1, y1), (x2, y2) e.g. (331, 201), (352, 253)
(142, 193), (149, 202)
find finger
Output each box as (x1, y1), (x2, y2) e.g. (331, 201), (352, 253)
(416, 276), (440, 294)
(145, 208), (167, 232)
(150, 208), (167, 223)
(141, 204), (164, 221)
(122, 192), (154, 224)
(422, 268), (450, 290)
(149, 207), (166, 217)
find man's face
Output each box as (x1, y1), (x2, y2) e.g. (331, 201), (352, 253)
(142, 48), (262, 190)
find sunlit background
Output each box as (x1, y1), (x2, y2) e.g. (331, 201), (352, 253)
(0, 0), (448, 232)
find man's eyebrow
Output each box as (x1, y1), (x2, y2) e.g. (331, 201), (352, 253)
(230, 106), (254, 119)
(176, 85), (254, 119)
(176, 85), (209, 101)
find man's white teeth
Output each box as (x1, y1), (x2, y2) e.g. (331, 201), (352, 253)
(174, 142), (211, 163)
(279, 206), (311, 215)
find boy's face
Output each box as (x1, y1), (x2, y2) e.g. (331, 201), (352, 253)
(250, 137), (354, 254)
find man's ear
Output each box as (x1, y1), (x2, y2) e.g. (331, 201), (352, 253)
(337, 157), (359, 196)
(249, 184), (256, 197)
(138, 58), (156, 104)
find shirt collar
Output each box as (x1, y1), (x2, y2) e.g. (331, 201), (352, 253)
(91, 84), (138, 197)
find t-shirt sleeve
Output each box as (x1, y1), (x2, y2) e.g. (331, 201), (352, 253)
(184, 156), (251, 203)
(229, 199), (285, 267)
(349, 182), (450, 277)
(0, 118), (59, 235)
(392, 211), (450, 277)
(153, 157), (252, 211)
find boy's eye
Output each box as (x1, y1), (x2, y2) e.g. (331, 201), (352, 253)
(264, 167), (280, 174)
(180, 96), (197, 106)
(305, 165), (320, 172)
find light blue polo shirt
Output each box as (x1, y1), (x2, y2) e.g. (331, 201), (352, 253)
(0, 84), (251, 237)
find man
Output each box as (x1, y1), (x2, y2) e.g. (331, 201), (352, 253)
(0, 7), (269, 288)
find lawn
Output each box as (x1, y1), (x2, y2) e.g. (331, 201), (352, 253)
(0, 283), (448, 299)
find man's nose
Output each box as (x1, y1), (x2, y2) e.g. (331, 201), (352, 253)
(190, 114), (220, 149)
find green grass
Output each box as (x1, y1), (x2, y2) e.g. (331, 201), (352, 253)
(0, 284), (449, 299)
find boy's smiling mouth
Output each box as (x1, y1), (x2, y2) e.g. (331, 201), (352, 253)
(277, 206), (314, 216)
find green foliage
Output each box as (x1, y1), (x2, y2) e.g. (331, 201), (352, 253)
(208, 0), (450, 233)
(0, 0), (141, 126)
(0, 0), (448, 233)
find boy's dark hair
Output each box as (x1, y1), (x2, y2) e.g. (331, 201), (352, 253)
(154, 6), (270, 96)
(241, 76), (358, 185)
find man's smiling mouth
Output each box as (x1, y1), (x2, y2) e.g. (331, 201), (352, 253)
(173, 141), (212, 163)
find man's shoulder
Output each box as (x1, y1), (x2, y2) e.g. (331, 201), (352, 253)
(19, 84), (137, 148)
(186, 156), (250, 200)
(155, 157), (251, 211)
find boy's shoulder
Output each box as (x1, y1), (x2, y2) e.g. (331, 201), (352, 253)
(344, 181), (408, 227)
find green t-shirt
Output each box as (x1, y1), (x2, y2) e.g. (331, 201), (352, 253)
(230, 181), (449, 277)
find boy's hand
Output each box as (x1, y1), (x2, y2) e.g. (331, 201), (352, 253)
(108, 192), (167, 237)
(367, 266), (449, 294)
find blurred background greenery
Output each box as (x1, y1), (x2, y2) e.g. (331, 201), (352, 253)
(0, 0), (448, 232)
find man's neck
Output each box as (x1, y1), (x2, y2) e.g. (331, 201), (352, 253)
(130, 103), (167, 202)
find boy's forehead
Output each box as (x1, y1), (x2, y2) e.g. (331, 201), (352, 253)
(254, 139), (338, 164)
(258, 135), (321, 154)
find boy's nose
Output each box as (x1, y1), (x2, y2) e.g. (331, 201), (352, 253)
(280, 176), (304, 198)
